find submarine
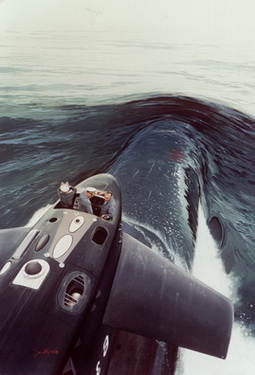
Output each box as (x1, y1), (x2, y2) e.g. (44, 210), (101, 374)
(0, 173), (233, 375)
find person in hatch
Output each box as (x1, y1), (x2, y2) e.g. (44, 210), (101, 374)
(78, 187), (96, 214)
(100, 191), (115, 220)
(57, 182), (77, 208)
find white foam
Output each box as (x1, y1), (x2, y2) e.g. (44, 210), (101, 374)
(175, 205), (255, 374)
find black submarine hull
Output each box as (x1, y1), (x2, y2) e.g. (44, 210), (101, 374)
(0, 174), (122, 375)
(0, 173), (233, 375)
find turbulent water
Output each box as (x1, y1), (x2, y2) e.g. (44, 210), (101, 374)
(1, 28), (255, 374)
(1, 95), (255, 370)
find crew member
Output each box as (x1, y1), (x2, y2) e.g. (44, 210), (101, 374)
(57, 182), (77, 208)
(100, 191), (115, 220)
(78, 187), (96, 214)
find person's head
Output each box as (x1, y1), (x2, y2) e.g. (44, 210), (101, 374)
(86, 187), (96, 198)
(104, 191), (113, 202)
(60, 182), (70, 193)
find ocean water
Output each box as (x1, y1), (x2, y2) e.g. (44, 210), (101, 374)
(1, 27), (255, 374)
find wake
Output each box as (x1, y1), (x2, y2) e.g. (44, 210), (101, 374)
(175, 205), (255, 375)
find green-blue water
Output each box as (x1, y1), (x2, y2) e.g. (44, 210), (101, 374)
(1, 29), (255, 374)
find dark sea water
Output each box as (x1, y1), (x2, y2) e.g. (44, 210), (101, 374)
(0, 29), (255, 374)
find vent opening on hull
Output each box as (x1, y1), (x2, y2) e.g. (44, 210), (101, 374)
(208, 216), (223, 244)
(49, 217), (58, 223)
(64, 276), (84, 308)
(58, 272), (91, 313)
(92, 227), (108, 245)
